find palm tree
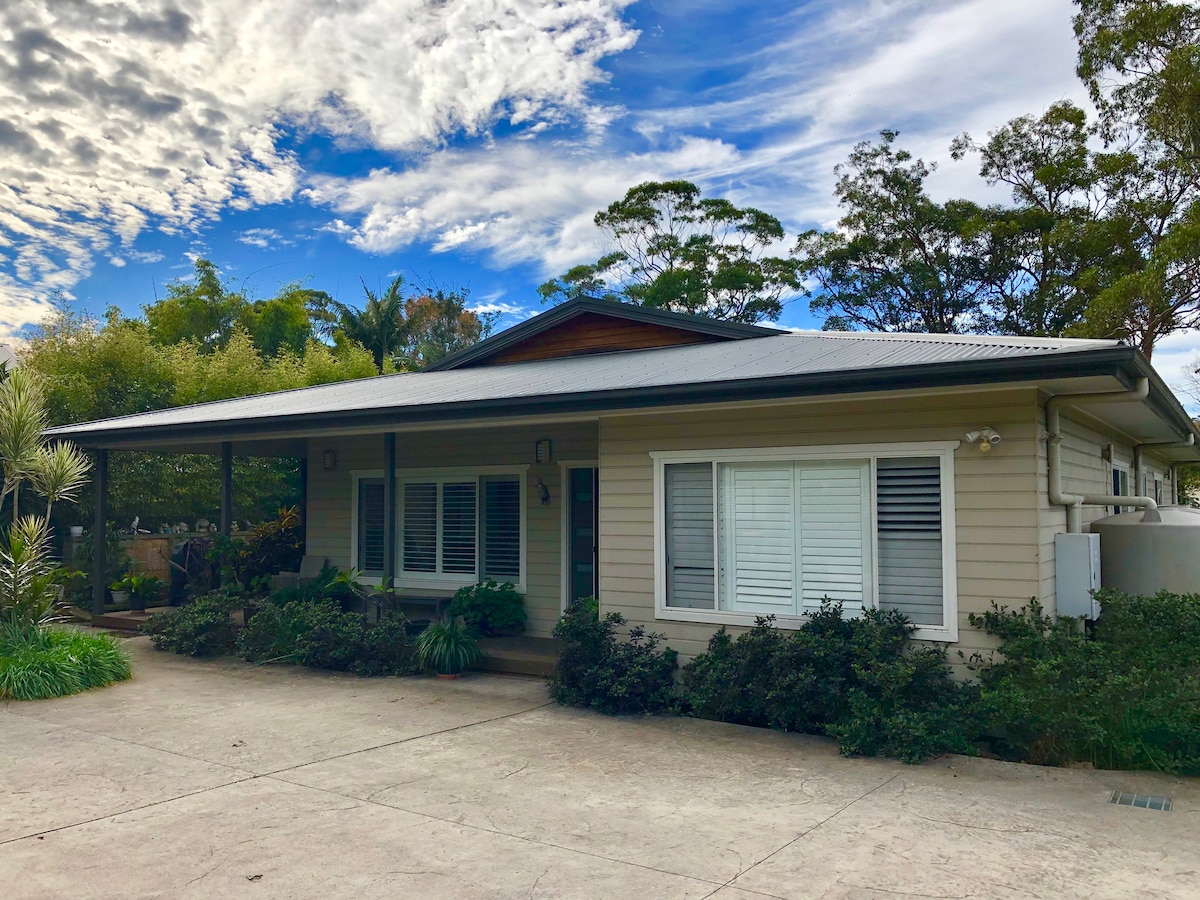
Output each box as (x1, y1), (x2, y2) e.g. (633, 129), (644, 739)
(330, 276), (408, 374)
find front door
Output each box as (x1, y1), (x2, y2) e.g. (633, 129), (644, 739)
(567, 467), (599, 605)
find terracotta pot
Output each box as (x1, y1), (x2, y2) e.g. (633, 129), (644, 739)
(436, 672), (463, 680)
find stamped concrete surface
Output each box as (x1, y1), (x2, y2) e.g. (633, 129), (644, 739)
(1, 637), (1197, 899)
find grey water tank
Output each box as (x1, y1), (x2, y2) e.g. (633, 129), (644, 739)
(1091, 506), (1200, 595)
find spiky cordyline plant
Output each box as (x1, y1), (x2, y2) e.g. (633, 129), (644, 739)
(0, 368), (48, 518)
(0, 515), (59, 631)
(29, 442), (91, 518)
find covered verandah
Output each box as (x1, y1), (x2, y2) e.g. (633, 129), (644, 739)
(77, 419), (597, 674)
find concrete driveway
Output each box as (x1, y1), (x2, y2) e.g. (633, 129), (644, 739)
(1, 637), (1196, 899)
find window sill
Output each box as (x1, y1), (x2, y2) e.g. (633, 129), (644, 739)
(655, 606), (956, 642)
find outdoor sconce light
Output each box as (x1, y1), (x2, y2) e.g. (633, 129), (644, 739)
(534, 439), (551, 464)
(533, 477), (551, 505)
(964, 427), (1001, 453)
(322, 449), (337, 471)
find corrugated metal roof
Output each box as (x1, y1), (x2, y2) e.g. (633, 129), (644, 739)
(48, 331), (1121, 440)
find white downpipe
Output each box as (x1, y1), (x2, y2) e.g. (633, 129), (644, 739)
(1046, 378), (1158, 533)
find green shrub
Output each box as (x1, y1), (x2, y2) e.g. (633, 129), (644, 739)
(142, 588), (242, 656)
(968, 592), (1200, 773)
(827, 610), (977, 764)
(680, 603), (974, 764)
(236, 595), (419, 677)
(0, 624), (132, 701)
(446, 580), (526, 635)
(356, 615), (422, 677)
(549, 598), (678, 715)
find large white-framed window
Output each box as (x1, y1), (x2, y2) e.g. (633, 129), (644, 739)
(652, 442), (958, 641)
(351, 466), (527, 591)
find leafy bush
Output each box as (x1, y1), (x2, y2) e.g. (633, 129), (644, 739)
(827, 610), (977, 764)
(968, 592), (1200, 773)
(549, 598), (678, 715)
(236, 593), (419, 677)
(446, 580), (526, 635)
(680, 603), (974, 764)
(0, 623), (132, 700)
(142, 588), (242, 656)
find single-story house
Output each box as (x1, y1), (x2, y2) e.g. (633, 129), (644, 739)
(48, 298), (1200, 663)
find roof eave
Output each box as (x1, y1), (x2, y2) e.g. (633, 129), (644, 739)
(49, 345), (1169, 450)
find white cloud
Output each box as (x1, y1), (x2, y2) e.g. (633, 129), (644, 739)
(305, 0), (1084, 276)
(0, 0), (637, 335)
(236, 227), (290, 249)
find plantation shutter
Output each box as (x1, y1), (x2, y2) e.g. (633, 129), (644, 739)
(876, 458), (944, 626)
(402, 482), (437, 573)
(481, 476), (521, 579)
(664, 463), (715, 609)
(719, 462), (796, 612)
(441, 482), (477, 574)
(357, 479), (385, 574)
(797, 463), (867, 612)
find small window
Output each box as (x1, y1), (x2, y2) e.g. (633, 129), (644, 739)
(1155, 477), (1164, 506)
(1113, 465), (1130, 514)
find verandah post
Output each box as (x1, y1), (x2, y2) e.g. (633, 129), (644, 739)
(91, 448), (108, 619)
(220, 441), (233, 536)
(383, 432), (396, 588)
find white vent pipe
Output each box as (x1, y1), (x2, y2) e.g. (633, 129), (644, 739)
(1046, 378), (1159, 532)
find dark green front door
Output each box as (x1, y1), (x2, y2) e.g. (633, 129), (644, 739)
(568, 467), (599, 603)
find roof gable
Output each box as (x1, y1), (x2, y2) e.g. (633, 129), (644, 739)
(427, 297), (781, 370)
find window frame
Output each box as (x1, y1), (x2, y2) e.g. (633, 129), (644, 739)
(651, 442), (959, 642)
(350, 466), (528, 592)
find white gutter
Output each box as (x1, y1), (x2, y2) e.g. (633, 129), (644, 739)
(1046, 378), (1159, 532)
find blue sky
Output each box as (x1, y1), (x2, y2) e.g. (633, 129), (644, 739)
(3, 0), (1196, 387)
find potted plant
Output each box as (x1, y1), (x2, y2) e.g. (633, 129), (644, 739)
(415, 616), (482, 679)
(112, 573), (165, 612)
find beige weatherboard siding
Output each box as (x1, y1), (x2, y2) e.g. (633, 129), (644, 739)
(1035, 398), (1176, 607)
(306, 422), (598, 639)
(597, 389), (1047, 666)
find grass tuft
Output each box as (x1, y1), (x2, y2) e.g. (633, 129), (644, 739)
(0, 625), (132, 701)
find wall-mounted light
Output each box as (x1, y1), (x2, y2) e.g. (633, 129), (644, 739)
(322, 449), (337, 471)
(964, 427), (1001, 453)
(535, 439), (552, 464)
(533, 477), (551, 505)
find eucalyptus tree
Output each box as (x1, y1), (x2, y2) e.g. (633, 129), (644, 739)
(797, 131), (1001, 334)
(540, 180), (802, 324)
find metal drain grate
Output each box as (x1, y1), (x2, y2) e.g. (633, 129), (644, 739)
(1109, 791), (1172, 811)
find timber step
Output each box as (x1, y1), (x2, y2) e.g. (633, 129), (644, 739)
(476, 636), (560, 677)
